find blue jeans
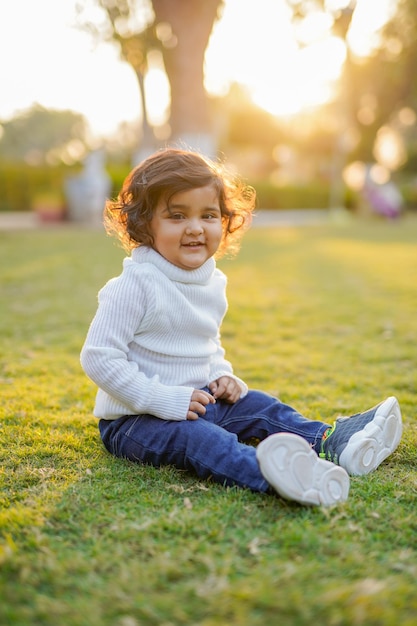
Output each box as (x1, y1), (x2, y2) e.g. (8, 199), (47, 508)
(99, 389), (330, 493)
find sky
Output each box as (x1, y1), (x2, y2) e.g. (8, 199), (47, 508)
(0, 0), (396, 138)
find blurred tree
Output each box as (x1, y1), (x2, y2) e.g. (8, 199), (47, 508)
(347, 0), (417, 167)
(286, 0), (417, 172)
(0, 105), (88, 165)
(151, 0), (222, 156)
(78, 0), (223, 157)
(364, 0), (417, 114)
(77, 0), (157, 156)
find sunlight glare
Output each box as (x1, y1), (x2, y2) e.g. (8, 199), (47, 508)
(357, 93), (378, 126)
(205, 0), (298, 109)
(252, 36), (346, 116)
(348, 0), (396, 57)
(300, 36), (346, 81)
(325, 0), (352, 9)
(398, 107), (416, 127)
(294, 11), (333, 46)
(205, 0), (350, 118)
(144, 68), (170, 126)
(373, 125), (406, 171)
(343, 161), (367, 191)
(369, 163), (391, 185)
(144, 50), (170, 127)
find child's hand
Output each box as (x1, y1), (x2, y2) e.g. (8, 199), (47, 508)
(209, 377), (241, 404)
(187, 389), (215, 420)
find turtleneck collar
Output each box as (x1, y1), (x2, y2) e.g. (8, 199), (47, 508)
(129, 246), (216, 285)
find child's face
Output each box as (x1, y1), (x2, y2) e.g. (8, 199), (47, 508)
(150, 185), (223, 270)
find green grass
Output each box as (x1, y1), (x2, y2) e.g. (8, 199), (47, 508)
(1, 217), (416, 626)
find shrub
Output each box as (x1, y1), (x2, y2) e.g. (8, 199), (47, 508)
(251, 179), (331, 209)
(0, 162), (78, 212)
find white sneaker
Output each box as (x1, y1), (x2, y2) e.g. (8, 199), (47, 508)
(256, 433), (350, 507)
(320, 396), (402, 475)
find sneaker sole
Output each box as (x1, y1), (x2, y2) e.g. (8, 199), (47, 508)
(339, 396), (402, 475)
(256, 433), (350, 507)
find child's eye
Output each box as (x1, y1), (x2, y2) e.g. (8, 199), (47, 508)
(169, 213), (185, 220)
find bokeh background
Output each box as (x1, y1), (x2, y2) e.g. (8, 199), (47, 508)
(1, 0), (415, 219)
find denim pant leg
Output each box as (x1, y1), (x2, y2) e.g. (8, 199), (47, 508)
(211, 389), (330, 454)
(99, 413), (269, 493)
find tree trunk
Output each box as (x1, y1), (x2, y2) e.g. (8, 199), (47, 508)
(151, 0), (222, 156)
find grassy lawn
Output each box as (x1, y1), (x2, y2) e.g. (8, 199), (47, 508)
(1, 216), (416, 625)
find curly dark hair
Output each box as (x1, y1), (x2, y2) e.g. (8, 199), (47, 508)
(104, 148), (256, 258)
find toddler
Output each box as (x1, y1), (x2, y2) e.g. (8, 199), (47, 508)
(81, 148), (402, 506)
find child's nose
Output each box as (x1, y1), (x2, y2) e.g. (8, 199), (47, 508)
(186, 219), (204, 234)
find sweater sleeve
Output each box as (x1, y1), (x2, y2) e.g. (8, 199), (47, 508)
(80, 270), (193, 421)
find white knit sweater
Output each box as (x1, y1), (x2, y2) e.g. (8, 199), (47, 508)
(81, 246), (248, 420)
